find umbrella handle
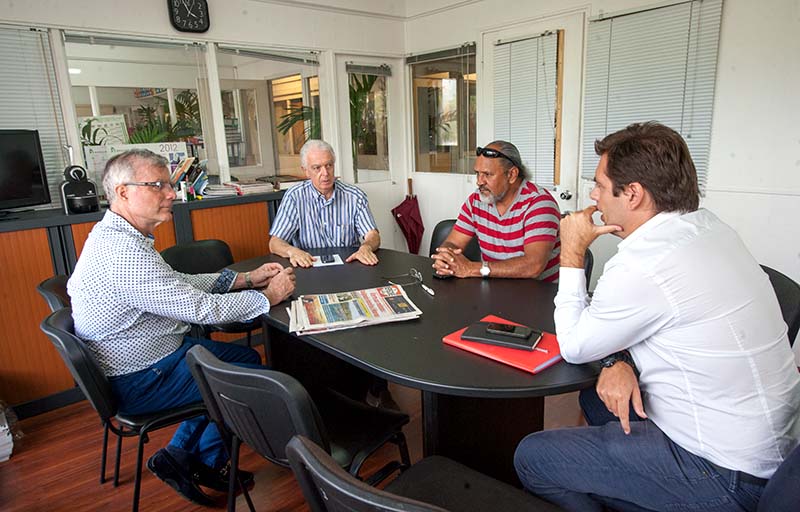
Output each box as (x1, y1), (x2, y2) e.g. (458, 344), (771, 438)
(407, 177), (413, 197)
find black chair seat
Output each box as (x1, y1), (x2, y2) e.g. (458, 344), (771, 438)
(287, 435), (561, 512)
(115, 402), (207, 435)
(317, 389), (410, 471)
(430, 219), (481, 261)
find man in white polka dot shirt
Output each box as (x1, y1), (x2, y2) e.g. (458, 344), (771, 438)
(68, 149), (296, 505)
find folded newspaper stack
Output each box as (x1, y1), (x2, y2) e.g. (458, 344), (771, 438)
(289, 284), (422, 335)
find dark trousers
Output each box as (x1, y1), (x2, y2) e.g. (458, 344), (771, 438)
(109, 337), (262, 469)
(513, 387), (764, 511)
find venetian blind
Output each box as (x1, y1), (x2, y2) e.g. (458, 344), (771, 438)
(0, 26), (67, 207)
(493, 32), (558, 189)
(580, 0), (723, 190)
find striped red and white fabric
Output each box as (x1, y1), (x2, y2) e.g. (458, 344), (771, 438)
(454, 181), (561, 282)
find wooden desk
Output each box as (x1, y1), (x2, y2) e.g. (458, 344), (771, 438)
(232, 247), (598, 483)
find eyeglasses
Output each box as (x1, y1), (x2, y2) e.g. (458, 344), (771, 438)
(476, 146), (521, 169)
(383, 268), (423, 287)
(124, 181), (173, 191)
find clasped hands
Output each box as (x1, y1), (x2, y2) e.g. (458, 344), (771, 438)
(431, 246), (474, 277)
(287, 245), (378, 268)
(239, 262), (296, 305)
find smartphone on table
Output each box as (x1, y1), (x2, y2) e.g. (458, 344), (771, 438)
(461, 321), (543, 351)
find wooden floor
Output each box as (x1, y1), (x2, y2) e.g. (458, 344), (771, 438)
(0, 385), (583, 512)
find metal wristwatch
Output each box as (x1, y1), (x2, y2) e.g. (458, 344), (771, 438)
(600, 350), (636, 371)
(480, 261), (491, 278)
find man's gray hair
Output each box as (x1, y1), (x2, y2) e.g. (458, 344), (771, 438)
(486, 140), (531, 182)
(300, 139), (336, 168)
(102, 149), (168, 204)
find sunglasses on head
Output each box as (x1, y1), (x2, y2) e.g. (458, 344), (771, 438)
(476, 147), (521, 169)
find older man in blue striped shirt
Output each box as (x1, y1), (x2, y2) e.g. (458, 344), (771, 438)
(269, 140), (380, 267)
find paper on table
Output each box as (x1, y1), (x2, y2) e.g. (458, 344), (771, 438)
(312, 254), (344, 267)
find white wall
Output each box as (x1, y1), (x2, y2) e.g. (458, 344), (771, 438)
(2, 0), (798, 309)
(404, 0), (800, 287)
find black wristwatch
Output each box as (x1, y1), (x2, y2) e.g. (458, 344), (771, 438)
(600, 350), (637, 372)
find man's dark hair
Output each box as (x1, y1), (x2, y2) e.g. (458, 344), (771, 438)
(594, 122), (699, 213)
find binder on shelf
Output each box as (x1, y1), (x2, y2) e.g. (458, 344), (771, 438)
(442, 315), (562, 374)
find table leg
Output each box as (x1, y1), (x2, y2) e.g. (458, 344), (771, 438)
(422, 391), (544, 485)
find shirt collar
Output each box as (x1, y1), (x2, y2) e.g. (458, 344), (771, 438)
(104, 209), (156, 242)
(308, 179), (338, 204)
(617, 211), (680, 251)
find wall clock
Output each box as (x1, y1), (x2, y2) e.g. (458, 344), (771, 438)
(168, 0), (210, 33)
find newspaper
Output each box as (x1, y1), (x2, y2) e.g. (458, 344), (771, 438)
(289, 284), (422, 335)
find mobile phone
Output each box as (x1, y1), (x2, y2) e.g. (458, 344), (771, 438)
(320, 254), (334, 263)
(486, 322), (533, 339)
(461, 322), (543, 351)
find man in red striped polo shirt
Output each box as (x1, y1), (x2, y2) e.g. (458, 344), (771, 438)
(431, 140), (561, 282)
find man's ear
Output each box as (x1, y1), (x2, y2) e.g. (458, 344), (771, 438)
(507, 166), (520, 184)
(625, 182), (648, 210)
(115, 184), (129, 202)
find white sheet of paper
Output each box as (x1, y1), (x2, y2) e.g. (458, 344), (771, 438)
(312, 254), (344, 267)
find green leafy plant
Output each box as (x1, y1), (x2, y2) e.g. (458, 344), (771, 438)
(276, 105), (322, 141)
(349, 74), (379, 160)
(80, 118), (108, 146)
(128, 118), (194, 144)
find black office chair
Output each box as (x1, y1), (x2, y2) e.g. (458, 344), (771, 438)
(40, 308), (206, 512)
(583, 248), (594, 288)
(761, 265), (800, 346)
(161, 239), (262, 349)
(36, 274), (71, 312)
(186, 345), (411, 512)
(287, 435), (562, 512)
(757, 443), (800, 511)
(429, 219), (482, 262)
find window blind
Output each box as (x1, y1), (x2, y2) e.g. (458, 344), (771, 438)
(580, 0), (723, 190)
(493, 32), (558, 189)
(0, 26), (67, 208)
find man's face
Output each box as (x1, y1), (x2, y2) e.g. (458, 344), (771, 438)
(590, 154), (627, 231)
(123, 164), (176, 228)
(303, 148), (335, 197)
(474, 155), (512, 205)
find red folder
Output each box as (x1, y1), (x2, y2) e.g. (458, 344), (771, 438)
(442, 315), (562, 374)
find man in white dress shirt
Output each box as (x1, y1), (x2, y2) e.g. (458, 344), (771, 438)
(514, 122), (800, 511)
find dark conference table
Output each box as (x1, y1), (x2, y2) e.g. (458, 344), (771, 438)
(231, 247), (598, 483)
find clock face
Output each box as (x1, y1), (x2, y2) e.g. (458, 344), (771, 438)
(168, 0), (210, 33)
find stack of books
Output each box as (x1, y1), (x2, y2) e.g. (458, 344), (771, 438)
(0, 409), (13, 461)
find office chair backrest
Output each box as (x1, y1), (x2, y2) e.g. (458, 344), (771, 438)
(161, 239), (234, 274)
(186, 345), (330, 467)
(429, 219), (481, 262)
(40, 307), (117, 421)
(761, 265), (800, 346)
(37, 275), (71, 312)
(757, 443), (800, 511)
(287, 435), (445, 512)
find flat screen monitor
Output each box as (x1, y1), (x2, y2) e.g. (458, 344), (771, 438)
(0, 129), (52, 211)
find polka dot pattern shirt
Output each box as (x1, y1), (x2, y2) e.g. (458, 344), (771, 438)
(68, 210), (270, 377)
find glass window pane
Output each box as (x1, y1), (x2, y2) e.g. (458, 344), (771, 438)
(220, 88), (261, 168)
(410, 54), (476, 174)
(349, 73), (389, 183)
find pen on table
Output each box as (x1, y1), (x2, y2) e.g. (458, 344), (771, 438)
(421, 283), (435, 296)
(534, 347), (549, 354)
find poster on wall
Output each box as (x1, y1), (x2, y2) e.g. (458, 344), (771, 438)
(78, 115), (129, 146)
(83, 142), (188, 191)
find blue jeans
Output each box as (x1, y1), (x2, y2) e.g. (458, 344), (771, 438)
(109, 337), (262, 469)
(514, 388), (764, 511)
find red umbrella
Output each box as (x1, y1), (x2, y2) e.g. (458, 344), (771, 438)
(391, 178), (425, 254)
